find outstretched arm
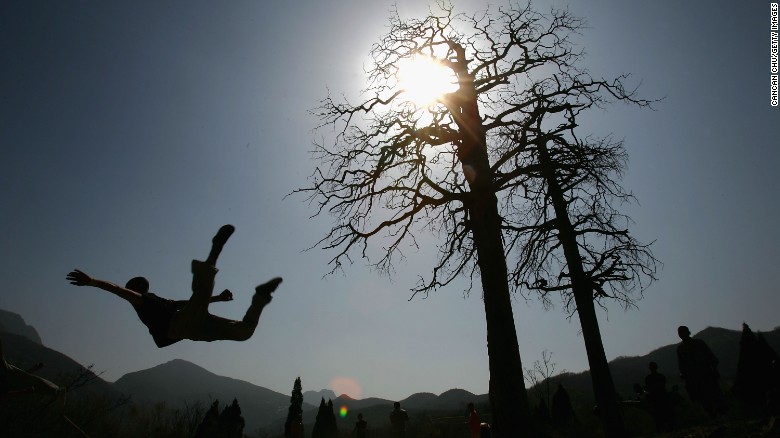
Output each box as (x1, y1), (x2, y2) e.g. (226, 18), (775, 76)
(66, 269), (143, 306)
(210, 289), (233, 303)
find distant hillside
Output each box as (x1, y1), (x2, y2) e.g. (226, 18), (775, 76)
(303, 388), (337, 406)
(0, 312), (120, 402)
(4, 307), (776, 436)
(0, 332), (121, 400)
(262, 389), (486, 436)
(114, 359), (312, 432)
(0, 308), (43, 344)
(535, 325), (780, 404)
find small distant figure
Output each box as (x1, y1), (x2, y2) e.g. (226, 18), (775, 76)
(389, 401), (410, 437)
(66, 225), (282, 347)
(0, 339), (63, 404)
(676, 325), (723, 415)
(467, 402), (480, 438)
(644, 361), (674, 432)
(350, 412), (367, 438)
(631, 383), (647, 403)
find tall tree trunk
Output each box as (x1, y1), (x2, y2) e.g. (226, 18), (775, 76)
(469, 186), (534, 438)
(447, 48), (533, 437)
(538, 142), (626, 438)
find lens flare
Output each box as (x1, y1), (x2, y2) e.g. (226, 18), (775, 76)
(340, 406), (348, 418)
(330, 376), (362, 399)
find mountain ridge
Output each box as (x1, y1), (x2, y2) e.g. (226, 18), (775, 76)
(113, 358), (303, 432)
(3, 308), (779, 435)
(0, 308), (43, 344)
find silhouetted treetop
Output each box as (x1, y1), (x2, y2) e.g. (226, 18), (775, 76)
(302, 1), (656, 303)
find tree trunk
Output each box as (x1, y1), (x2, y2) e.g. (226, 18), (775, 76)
(538, 143), (626, 438)
(469, 187), (535, 438)
(461, 100), (533, 438)
(447, 48), (533, 437)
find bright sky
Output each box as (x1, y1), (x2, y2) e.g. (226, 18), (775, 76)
(2, 1), (778, 402)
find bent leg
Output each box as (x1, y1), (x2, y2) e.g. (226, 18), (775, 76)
(169, 226), (233, 340)
(242, 277), (282, 326)
(206, 224), (234, 266)
(168, 260), (217, 339)
(187, 277), (282, 342)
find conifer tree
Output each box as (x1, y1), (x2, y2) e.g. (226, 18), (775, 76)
(551, 384), (575, 425)
(285, 377), (304, 438)
(312, 398), (338, 438)
(325, 399), (338, 437)
(194, 400), (221, 438)
(218, 398), (245, 438)
(311, 398), (326, 438)
(736, 323), (778, 409)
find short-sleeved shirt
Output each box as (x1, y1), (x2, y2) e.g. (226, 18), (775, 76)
(131, 292), (186, 348)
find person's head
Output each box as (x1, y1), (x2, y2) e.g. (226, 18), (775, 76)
(394, 402), (400, 409)
(649, 361), (658, 372)
(468, 402), (475, 411)
(358, 413), (363, 420)
(677, 325), (691, 340)
(126, 276), (150, 294)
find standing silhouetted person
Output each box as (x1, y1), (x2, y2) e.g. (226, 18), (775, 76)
(67, 225), (282, 347)
(645, 361), (674, 432)
(676, 325), (722, 415)
(350, 413), (367, 438)
(467, 402), (481, 438)
(389, 401), (409, 437)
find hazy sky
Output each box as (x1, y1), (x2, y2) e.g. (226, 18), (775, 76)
(2, 1), (778, 402)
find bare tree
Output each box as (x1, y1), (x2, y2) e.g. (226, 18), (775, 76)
(524, 350), (563, 411)
(296, 2), (657, 436)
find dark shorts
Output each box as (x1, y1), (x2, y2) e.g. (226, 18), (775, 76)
(132, 293), (186, 348)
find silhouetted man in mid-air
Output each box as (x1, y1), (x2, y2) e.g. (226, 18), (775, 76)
(67, 225), (282, 347)
(676, 325), (722, 415)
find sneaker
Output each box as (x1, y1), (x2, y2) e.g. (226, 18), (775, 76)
(255, 277), (283, 294)
(212, 224), (235, 247)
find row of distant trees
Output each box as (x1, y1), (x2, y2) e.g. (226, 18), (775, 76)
(734, 323), (780, 413)
(284, 376), (339, 438)
(4, 322), (777, 438)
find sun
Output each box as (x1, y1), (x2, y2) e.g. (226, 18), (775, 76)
(397, 55), (458, 107)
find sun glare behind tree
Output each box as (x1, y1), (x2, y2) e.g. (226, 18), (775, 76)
(300, 2), (657, 436)
(397, 55), (457, 108)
